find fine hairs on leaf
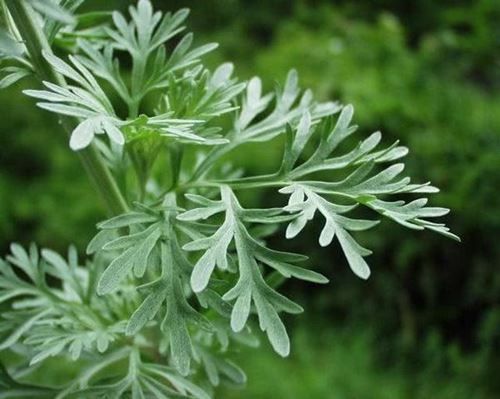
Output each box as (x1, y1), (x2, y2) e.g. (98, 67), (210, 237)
(0, 0), (459, 397)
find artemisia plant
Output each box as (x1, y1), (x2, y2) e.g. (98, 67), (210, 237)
(0, 1), (458, 397)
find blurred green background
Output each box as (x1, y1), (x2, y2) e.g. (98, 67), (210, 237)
(1, 0), (499, 398)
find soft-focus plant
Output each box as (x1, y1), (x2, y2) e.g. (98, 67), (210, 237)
(0, 1), (458, 397)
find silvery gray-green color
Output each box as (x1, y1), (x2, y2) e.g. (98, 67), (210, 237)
(0, 0), (458, 397)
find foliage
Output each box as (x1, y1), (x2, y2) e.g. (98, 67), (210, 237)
(0, 0), (468, 397)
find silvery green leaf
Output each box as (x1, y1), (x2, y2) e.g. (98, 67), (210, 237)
(142, 363), (211, 399)
(168, 35), (218, 72)
(102, 118), (125, 146)
(253, 242), (328, 284)
(238, 76), (273, 129)
(97, 224), (161, 294)
(70, 118), (96, 150)
(127, 281), (166, 335)
(367, 199), (460, 241)
(103, 227), (157, 251)
(97, 212), (159, 229)
(281, 186), (378, 279)
(210, 63), (234, 89)
(6, 243), (38, 282)
(289, 111), (312, 168)
(184, 209), (234, 292)
(131, 227), (162, 278)
(28, 0), (76, 24)
(238, 70), (340, 144)
(97, 246), (136, 295)
(335, 228), (371, 279)
(195, 345), (247, 387)
(230, 288), (251, 332)
(42, 247), (85, 299)
(253, 292), (290, 357)
(180, 186), (313, 356)
(0, 30), (24, 58)
(0, 68), (30, 89)
(0, 310), (51, 350)
(77, 40), (130, 102)
(86, 229), (117, 254)
(69, 116), (124, 150)
(324, 104), (355, 154)
(150, 8), (189, 50)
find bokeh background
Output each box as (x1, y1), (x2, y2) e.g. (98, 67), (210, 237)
(1, 0), (499, 398)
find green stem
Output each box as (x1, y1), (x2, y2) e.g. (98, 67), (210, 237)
(128, 147), (147, 202)
(168, 143), (183, 189)
(130, 54), (146, 118)
(189, 140), (237, 182)
(5, 0), (129, 216)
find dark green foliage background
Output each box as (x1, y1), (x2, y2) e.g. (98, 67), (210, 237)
(1, 0), (498, 397)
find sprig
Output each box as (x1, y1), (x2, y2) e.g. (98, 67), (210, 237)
(0, 244), (124, 364)
(178, 186), (328, 356)
(23, 51), (125, 149)
(88, 197), (255, 379)
(215, 106), (458, 279)
(190, 70), (341, 180)
(280, 107), (457, 274)
(22, 0), (236, 151)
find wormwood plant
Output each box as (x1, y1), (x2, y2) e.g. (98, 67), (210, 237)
(0, 1), (459, 397)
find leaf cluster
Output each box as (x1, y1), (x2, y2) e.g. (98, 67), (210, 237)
(0, 0), (459, 397)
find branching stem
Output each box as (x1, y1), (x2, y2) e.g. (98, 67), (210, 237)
(4, 0), (129, 216)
